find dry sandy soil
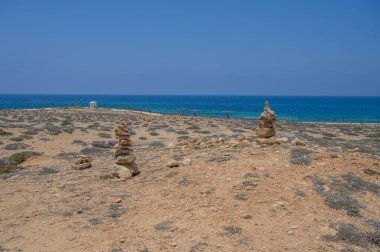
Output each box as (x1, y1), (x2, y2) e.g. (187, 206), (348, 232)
(0, 108), (379, 252)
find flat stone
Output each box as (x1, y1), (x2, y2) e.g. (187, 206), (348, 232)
(256, 137), (280, 146)
(114, 144), (132, 150)
(72, 162), (91, 170)
(119, 139), (132, 145)
(114, 163), (140, 175)
(114, 149), (133, 156)
(291, 138), (306, 146)
(182, 158), (192, 166)
(116, 155), (136, 164)
(166, 160), (180, 168)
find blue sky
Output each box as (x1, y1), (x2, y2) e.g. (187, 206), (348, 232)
(0, 0), (379, 96)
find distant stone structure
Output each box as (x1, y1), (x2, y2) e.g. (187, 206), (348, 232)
(89, 101), (97, 109)
(256, 101), (279, 145)
(113, 120), (139, 179)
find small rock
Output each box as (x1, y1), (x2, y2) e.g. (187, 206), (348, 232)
(277, 137), (288, 143)
(166, 160), (180, 168)
(288, 231), (294, 235)
(182, 158), (192, 166)
(170, 242), (177, 247)
(291, 138), (306, 146)
(115, 198), (122, 203)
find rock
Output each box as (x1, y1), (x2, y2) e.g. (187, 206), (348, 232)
(115, 155), (136, 164)
(113, 120), (140, 178)
(256, 101), (276, 138)
(182, 158), (192, 166)
(72, 162), (91, 170)
(166, 160), (180, 168)
(256, 137), (280, 146)
(256, 127), (276, 138)
(291, 138), (306, 146)
(238, 136), (247, 142)
(72, 155), (92, 170)
(277, 137), (288, 143)
(114, 165), (133, 180)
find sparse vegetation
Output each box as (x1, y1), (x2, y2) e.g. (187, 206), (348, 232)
(4, 143), (28, 150)
(154, 220), (172, 231)
(107, 204), (124, 219)
(38, 167), (58, 175)
(224, 225), (242, 235)
(290, 148), (312, 165)
(98, 132), (112, 138)
(235, 193), (249, 201)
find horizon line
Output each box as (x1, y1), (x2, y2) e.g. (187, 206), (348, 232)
(1, 93), (380, 98)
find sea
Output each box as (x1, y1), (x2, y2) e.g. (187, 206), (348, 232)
(0, 95), (379, 123)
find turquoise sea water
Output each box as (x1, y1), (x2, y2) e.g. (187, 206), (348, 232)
(0, 95), (379, 123)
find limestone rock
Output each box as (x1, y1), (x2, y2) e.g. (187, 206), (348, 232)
(256, 137), (281, 146)
(115, 155), (136, 164)
(291, 138), (306, 146)
(72, 155), (92, 170)
(166, 160), (180, 168)
(182, 158), (192, 166)
(113, 164), (133, 180)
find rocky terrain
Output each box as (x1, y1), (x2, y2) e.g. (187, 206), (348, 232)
(0, 108), (379, 252)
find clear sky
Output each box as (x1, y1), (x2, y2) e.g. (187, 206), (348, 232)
(0, 0), (379, 96)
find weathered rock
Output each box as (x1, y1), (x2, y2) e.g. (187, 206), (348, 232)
(114, 149), (133, 156)
(277, 137), (289, 143)
(113, 165), (133, 180)
(182, 158), (192, 166)
(72, 155), (92, 170)
(256, 137), (281, 146)
(114, 144), (131, 150)
(114, 128), (130, 136)
(256, 127), (276, 139)
(291, 138), (306, 146)
(166, 160), (180, 168)
(72, 162), (91, 170)
(115, 155), (136, 164)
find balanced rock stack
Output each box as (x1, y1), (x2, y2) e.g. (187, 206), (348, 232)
(256, 101), (279, 146)
(72, 155), (92, 170)
(113, 120), (140, 180)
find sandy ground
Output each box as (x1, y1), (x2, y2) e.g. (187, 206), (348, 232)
(0, 108), (379, 252)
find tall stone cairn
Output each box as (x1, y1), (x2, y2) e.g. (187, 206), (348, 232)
(256, 100), (276, 139)
(114, 120), (140, 180)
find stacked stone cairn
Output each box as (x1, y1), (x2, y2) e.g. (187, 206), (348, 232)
(256, 101), (280, 146)
(113, 120), (140, 180)
(72, 155), (92, 170)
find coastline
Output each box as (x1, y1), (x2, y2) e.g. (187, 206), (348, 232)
(2, 106), (379, 125)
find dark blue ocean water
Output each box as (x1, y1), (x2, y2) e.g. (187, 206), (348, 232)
(0, 95), (379, 123)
